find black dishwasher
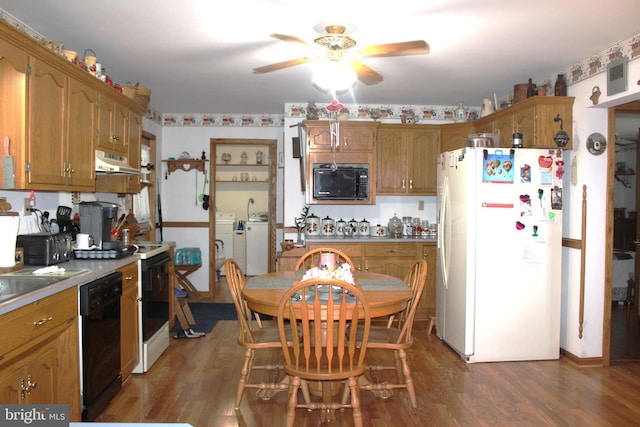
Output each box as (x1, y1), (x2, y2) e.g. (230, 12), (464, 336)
(79, 271), (122, 421)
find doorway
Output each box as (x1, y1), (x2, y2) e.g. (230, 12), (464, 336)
(609, 103), (640, 363)
(208, 138), (277, 297)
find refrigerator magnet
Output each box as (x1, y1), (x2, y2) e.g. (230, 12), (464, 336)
(551, 186), (562, 210)
(520, 164), (531, 182)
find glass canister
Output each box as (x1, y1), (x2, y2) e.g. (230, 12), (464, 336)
(421, 220), (430, 237)
(402, 216), (413, 237)
(412, 217), (421, 237)
(387, 213), (403, 238)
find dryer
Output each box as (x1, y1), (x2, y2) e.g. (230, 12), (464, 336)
(215, 211), (236, 275)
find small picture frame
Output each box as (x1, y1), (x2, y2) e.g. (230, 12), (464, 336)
(607, 55), (628, 96)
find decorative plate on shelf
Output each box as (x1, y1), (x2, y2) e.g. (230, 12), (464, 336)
(586, 133), (607, 155)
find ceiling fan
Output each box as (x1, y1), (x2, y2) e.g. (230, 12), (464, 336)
(252, 23), (430, 86)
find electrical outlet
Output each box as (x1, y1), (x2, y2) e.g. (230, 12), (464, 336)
(23, 198), (32, 215)
(418, 200), (425, 211)
(71, 192), (81, 204)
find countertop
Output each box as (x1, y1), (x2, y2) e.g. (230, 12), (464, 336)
(304, 235), (437, 244)
(0, 241), (175, 316)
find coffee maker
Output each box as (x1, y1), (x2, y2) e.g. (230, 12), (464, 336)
(79, 201), (119, 250)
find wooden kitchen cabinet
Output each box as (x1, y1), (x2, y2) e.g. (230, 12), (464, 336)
(377, 124), (439, 195)
(0, 286), (81, 421)
(305, 240), (435, 324)
(420, 244), (437, 322)
(119, 262), (140, 381)
(440, 122), (475, 153)
(304, 120), (378, 152)
(0, 19), (145, 192)
(363, 242), (418, 278)
(95, 110), (142, 193)
(276, 246), (308, 271)
(96, 94), (129, 155)
(473, 96), (574, 149)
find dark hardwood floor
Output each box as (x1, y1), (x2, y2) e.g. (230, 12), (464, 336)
(94, 279), (640, 426)
(611, 301), (640, 362)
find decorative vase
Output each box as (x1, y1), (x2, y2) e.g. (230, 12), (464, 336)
(554, 74), (567, 96)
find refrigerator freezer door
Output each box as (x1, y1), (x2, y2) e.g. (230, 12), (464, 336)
(437, 149), (477, 359)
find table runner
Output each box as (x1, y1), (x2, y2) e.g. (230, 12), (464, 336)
(246, 271), (408, 291)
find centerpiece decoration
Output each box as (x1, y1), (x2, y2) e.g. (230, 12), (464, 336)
(301, 262), (354, 285)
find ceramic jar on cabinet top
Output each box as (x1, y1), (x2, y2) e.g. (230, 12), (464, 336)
(348, 219), (359, 236)
(335, 219), (346, 236)
(305, 214), (320, 236)
(358, 219), (370, 236)
(321, 216), (335, 236)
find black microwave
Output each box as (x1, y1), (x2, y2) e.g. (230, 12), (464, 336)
(312, 163), (369, 200)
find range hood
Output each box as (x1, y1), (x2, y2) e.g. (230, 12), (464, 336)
(95, 150), (140, 175)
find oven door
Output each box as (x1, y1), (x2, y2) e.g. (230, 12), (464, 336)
(141, 251), (172, 341)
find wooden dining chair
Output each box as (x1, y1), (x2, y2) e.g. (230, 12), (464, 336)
(356, 259), (427, 409)
(277, 278), (371, 427)
(224, 258), (287, 408)
(294, 247), (355, 271)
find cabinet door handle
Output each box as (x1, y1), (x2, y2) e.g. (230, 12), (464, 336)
(343, 137), (347, 147)
(401, 179), (405, 189)
(409, 179), (413, 189)
(125, 274), (137, 281)
(20, 379), (26, 400)
(33, 316), (53, 326)
(26, 375), (37, 394)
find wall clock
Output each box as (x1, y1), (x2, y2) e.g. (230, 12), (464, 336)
(607, 56), (628, 96)
(586, 132), (607, 155)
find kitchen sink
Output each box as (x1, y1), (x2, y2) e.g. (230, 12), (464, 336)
(0, 268), (88, 304)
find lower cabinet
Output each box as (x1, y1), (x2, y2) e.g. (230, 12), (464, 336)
(119, 262), (140, 381)
(0, 287), (81, 421)
(290, 241), (437, 323)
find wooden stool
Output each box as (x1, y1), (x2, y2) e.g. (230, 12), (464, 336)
(427, 316), (437, 335)
(174, 288), (196, 330)
(174, 263), (202, 300)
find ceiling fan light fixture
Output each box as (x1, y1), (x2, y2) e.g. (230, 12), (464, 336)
(312, 59), (357, 92)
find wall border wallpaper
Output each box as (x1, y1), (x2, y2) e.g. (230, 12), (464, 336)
(2, 8), (638, 128)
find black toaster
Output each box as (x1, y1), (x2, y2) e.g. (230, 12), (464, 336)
(16, 232), (72, 265)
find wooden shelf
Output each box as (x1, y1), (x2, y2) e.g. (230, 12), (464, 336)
(163, 159), (208, 175)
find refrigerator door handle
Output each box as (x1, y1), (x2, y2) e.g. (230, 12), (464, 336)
(439, 176), (449, 289)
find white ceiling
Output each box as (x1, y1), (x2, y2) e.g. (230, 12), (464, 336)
(1, 0), (639, 115)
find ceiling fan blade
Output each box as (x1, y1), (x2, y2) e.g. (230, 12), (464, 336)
(350, 60), (383, 85)
(253, 57), (316, 74)
(270, 33), (312, 47)
(359, 40), (430, 57)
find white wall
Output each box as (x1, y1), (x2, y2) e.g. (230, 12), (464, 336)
(159, 125), (282, 291)
(560, 56), (640, 358)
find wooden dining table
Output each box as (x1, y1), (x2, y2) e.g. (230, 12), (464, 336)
(243, 269), (411, 417)
(243, 270), (412, 319)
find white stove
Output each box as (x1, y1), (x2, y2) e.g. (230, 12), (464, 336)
(133, 242), (171, 259)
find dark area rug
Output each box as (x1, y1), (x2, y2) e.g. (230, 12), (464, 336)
(170, 302), (237, 336)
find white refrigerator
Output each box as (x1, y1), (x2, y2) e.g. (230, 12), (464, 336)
(436, 147), (564, 363)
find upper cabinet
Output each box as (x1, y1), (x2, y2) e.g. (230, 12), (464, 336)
(440, 122), (475, 153)
(377, 125), (439, 195)
(473, 96), (574, 149)
(0, 19), (145, 192)
(304, 120), (377, 152)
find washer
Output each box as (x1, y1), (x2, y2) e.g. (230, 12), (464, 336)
(215, 211), (236, 275)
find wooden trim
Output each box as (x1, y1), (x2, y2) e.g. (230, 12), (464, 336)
(163, 221), (209, 228)
(560, 348), (603, 367)
(561, 238), (582, 249)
